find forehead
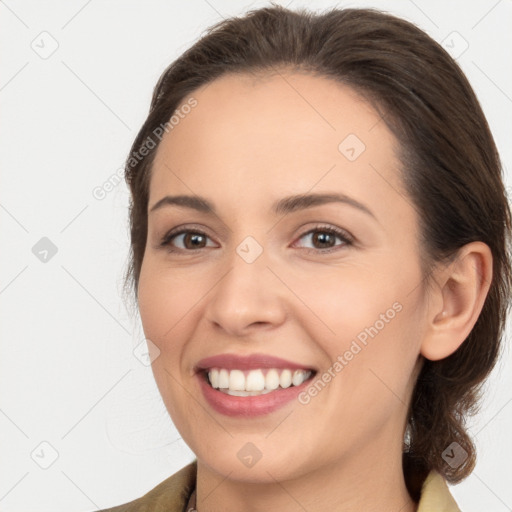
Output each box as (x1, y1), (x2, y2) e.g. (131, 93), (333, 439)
(149, 70), (407, 219)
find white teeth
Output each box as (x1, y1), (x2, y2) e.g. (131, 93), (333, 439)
(209, 368), (219, 388)
(218, 369), (229, 388)
(279, 369), (292, 388)
(229, 369), (245, 391)
(246, 369), (265, 391)
(265, 369), (280, 390)
(225, 389), (274, 396)
(206, 368), (312, 394)
(292, 369), (307, 386)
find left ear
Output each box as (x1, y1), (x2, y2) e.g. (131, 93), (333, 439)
(420, 241), (493, 361)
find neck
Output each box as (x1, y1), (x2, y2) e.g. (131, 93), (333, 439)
(194, 434), (417, 512)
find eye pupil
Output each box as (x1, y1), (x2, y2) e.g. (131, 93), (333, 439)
(313, 231), (335, 248)
(185, 233), (206, 249)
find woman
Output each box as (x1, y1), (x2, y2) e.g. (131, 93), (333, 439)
(100, 4), (511, 511)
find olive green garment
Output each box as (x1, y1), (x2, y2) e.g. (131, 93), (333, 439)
(97, 459), (462, 512)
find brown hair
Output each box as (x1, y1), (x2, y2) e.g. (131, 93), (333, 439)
(122, 3), (512, 497)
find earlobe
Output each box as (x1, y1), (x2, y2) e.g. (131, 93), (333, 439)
(420, 242), (493, 361)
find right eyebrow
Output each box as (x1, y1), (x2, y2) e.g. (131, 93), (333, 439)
(149, 195), (213, 214)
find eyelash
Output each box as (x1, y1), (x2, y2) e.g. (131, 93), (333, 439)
(159, 224), (354, 255)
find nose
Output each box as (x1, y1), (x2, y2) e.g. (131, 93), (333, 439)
(204, 244), (288, 337)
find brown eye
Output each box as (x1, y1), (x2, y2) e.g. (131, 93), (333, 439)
(161, 229), (216, 251)
(311, 231), (337, 249)
(294, 226), (354, 253)
(181, 232), (207, 249)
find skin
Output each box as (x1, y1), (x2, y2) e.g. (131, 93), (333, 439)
(137, 70), (492, 512)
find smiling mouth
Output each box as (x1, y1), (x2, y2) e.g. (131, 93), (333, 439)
(203, 367), (316, 396)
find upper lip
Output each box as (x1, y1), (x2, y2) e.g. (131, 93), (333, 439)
(195, 353), (317, 373)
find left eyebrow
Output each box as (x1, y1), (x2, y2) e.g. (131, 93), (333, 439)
(272, 192), (377, 220)
(149, 192), (377, 221)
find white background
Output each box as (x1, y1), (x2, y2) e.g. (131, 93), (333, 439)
(1, 0), (511, 510)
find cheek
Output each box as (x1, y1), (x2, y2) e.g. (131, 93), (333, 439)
(287, 261), (404, 344)
(137, 260), (203, 345)
(317, 288), (424, 424)
(137, 261), (199, 425)
(296, 256), (424, 400)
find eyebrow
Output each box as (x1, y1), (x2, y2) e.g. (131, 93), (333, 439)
(149, 192), (377, 220)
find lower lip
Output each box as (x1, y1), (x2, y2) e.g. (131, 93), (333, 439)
(197, 372), (314, 417)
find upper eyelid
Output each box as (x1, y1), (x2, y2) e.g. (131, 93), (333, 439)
(162, 224), (217, 242)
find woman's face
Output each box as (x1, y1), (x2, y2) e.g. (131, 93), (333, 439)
(138, 71), (430, 482)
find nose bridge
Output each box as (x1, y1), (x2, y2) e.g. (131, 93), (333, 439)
(204, 234), (287, 333)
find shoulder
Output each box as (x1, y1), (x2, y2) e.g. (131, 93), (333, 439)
(97, 460), (197, 512)
(417, 470), (462, 512)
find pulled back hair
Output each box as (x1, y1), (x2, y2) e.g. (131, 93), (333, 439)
(122, 3), (512, 498)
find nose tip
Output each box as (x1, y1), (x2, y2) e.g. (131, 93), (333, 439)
(204, 253), (287, 337)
